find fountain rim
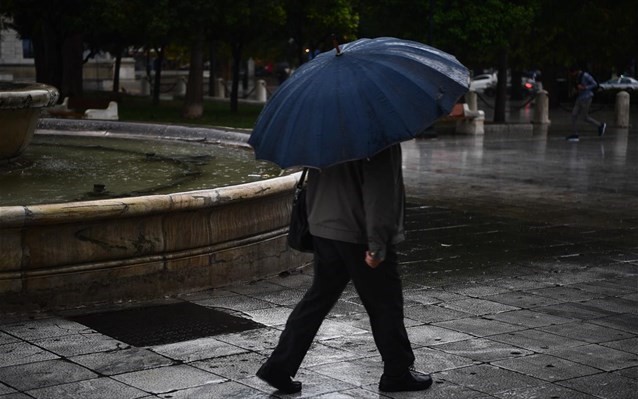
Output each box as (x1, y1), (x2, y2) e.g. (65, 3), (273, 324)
(0, 82), (60, 109)
(0, 118), (297, 228)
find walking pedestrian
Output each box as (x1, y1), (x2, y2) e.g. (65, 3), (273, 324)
(256, 144), (432, 394)
(566, 66), (607, 141)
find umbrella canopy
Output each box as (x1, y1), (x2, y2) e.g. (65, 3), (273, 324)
(249, 37), (469, 169)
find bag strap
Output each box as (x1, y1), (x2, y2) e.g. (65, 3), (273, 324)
(296, 167), (309, 190)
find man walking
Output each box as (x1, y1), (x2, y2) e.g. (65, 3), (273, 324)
(566, 66), (607, 141)
(256, 144), (432, 394)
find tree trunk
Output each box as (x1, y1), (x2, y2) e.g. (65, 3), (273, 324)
(152, 46), (165, 106)
(510, 70), (523, 100)
(494, 48), (508, 122)
(208, 42), (216, 97)
(183, 35), (204, 119)
(61, 33), (83, 98)
(230, 41), (243, 113)
(112, 50), (122, 94)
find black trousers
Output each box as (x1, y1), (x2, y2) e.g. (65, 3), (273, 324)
(264, 236), (415, 377)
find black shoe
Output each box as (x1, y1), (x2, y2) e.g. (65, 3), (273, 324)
(256, 363), (302, 394)
(566, 134), (580, 142)
(379, 370), (433, 392)
(599, 122), (607, 136)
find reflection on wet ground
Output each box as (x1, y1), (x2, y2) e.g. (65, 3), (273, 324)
(399, 108), (637, 281)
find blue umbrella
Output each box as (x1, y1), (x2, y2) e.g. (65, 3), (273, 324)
(249, 37), (469, 169)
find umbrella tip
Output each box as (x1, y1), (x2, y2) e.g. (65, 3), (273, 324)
(332, 34), (342, 56)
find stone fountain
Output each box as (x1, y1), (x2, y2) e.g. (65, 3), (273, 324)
(0, 83), (309, 313)
(0, 82), (59, 163)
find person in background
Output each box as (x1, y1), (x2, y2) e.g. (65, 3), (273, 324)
(566, 66), (607, 142)
(256, 144), (432, 394)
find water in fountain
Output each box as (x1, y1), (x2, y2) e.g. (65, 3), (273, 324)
(0, 133), (281, 206)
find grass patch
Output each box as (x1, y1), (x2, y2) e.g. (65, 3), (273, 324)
(114, 94), (264, 129)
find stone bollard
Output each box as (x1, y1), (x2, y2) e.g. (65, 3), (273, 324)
(615, 91), (630, 128)
(256, 79), (267, 102)
(532, 90), (550, 124)
(140, 78), (150, 96)
(175, 76), (187, 96)
(466, 91), (478, 112)
(215, 78), (225, 99)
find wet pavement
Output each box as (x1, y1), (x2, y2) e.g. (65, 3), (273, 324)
(1, 107), (637, 398)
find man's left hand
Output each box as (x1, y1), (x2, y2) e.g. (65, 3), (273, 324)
(365, 251), (383, 268)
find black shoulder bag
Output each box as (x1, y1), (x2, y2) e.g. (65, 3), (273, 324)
(287, 168), (314, 252)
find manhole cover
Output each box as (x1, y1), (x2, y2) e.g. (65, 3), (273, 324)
(69, 302), (264, 347)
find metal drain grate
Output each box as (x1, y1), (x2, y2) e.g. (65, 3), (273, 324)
(69, 302), (264, 347)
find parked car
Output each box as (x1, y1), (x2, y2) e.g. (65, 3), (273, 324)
(599, 76), (638, 92)
(469, 73), (497, 94)
(469, 73), (538, 97)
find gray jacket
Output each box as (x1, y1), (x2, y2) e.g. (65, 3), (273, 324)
(306, 144), (405, 260)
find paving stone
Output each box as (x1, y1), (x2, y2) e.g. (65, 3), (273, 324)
(321, 333), (380, 357)
(538, 321), (635, 343)
(601, 337), (638, 355)
(492, 383), (598, 399)
(0, 332), (19, 346)
(151, 336), (247, 362)
(484, 291), (562, 308)
(403, 288), (468, 304)
(582, 297), (638, 314)
(385, 380), (493, 399)
(191, 351), (266, 380)
(244, 366), (355, 397)
(247, 288), (306, 307)
(590, 313), (638, 334)
(406, 324), (474, 347)
(156, 380), (270, 399)
(442, 283), (512, 298)
(436, 364), (544, 396)
(442, 298), (519, 316)
(111, 364), (224, 394)
(404, 304), (473, 323)
(490, 277), (556, 291)
(215, 327), (283, 352)
(433, 317), (525, 337)
(530, 285), (598, 302)
(299, 342), (367, 368)
(242, 306), (292, 326)
(412, 346), (477, 373)
(195, 295), (274, 311)
(434, 338), (533, 363)
(558, 372), (638, 399)
(492, 353), (600, 382)
(533, 302), (623, 320)
(314, 319), (370, 341)
(550, 344), (638, 372)
(0, 393), (33, 399)
(0, 359), (98, 391)
(488, 329), (588, 353)
(0, 341), (59, 367)
(572, 281), (638, 297)
(228, 280), (288, 296)
(311, 388), (386, 398)
(1, 318), (94, 340)
(0, 382), (16, 395)
(70, 347), (177, 376)
(488, 309), (574, 328)
(327, 299), (367, 317)
(310, 358), (383, 387)
(32, 333), (127, 357)
(26, 377), (147, 399)
(617, 367), (638, 381)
